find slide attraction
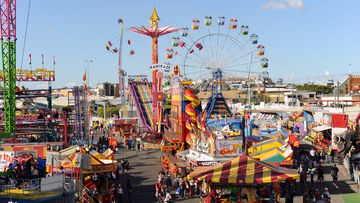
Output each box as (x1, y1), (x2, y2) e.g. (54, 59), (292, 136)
(128, 77), (153, 132)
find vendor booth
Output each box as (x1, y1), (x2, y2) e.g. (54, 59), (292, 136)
(188, 154), (299, 202)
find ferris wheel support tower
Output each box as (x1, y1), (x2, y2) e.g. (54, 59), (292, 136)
(1, 0), (16, 134)
(130, 7), (178, 131)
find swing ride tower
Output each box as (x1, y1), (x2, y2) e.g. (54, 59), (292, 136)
(130, 7), (178, 132)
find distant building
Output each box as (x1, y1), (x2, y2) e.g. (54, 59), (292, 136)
(339, 74), (360, 95)
(284, 91), (318, 106)
(96, 82), (119, 97)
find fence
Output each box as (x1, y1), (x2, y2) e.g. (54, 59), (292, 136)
(0, 174), (76, 196)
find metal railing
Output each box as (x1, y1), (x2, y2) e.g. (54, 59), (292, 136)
(0, 174), (76, 196)
(81, 184), (102, 203)
(0, 178), (41, 195)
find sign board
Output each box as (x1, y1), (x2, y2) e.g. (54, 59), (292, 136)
(215, 139), (243, 157)
(197, 161), (220, 167)
(0, 151), (15, 172)
(15, 150), (38, 158)
(170, 75), (183, 105)
(149, 64), (171, 72)
(128, 74), (147, 78)
(4, 144), (47, 158)
(83, 164), (114, 174)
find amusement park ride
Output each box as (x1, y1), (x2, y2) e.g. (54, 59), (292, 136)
(130, 8), (178, 133)
(0, 0), (68, 149)
(166, 16), (268, 120)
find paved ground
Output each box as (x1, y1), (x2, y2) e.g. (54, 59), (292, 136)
(115, 149), (162, 203)
(114, 149), (360, 203)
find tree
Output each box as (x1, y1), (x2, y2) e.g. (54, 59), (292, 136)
(97, 106), (120, 118)
(296, 84), (334, 94)
(276, 78), (284, 85)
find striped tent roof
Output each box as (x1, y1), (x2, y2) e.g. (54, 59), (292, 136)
(189, 154), (299, 185)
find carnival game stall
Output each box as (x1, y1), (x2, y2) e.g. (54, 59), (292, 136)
(48, 146), (116, 174)
(47, 146), (116, 202)
(247, 137), (287, 155)
(254, 112), (282, 137)
(322, 112), (349, 146)
(305, 125), (332, 152)
(188, 154), (299, 202)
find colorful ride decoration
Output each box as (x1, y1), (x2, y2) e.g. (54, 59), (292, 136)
(250, 145), (293, 166)
(0, 68), (55, 82)
(247, 137), (287, 155)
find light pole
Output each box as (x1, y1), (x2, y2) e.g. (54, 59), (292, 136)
(246, 52), (254, 106)
(85, 60), (94, 87)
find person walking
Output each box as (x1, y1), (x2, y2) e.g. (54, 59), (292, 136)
(317, 164), (324, 182)
(323, 187), (330, 202)
(308, 163), (316, 183)
(331, 164), (339, 181)
(303, 189), (311, 203)
(110, 183), (116, 203)
(164, 189), (172, 203)
(330, 149), (335, 163)
(92, 187), (100, 203)
(126, 179), (132, 202)
(116, 184), (123, 203)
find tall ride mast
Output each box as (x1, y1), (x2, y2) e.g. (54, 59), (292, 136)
(1, 0), (16, 134)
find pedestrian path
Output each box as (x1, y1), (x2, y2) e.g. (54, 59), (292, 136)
(114, 150), (359, 203)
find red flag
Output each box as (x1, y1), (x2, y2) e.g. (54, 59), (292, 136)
(82, 70), (87, 81)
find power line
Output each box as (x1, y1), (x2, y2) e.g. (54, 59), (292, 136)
(19, 0), (32, 86)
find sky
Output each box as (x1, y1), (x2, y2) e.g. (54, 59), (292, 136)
(14, 0), (360, 88)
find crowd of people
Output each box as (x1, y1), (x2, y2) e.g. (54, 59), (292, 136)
(154, 169), (204, 203)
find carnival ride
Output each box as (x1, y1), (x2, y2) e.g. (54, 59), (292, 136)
(105, 18), (128, 118)
(128, 76), (154, 132)
(1, 0), (17, 134)
(165, 16), (269, 120)
(130, 8), (178, 133)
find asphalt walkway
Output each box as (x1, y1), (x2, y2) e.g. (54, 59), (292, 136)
(114, 149), (360, 203)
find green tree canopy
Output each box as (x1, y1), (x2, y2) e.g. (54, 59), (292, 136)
(296, 84), (334, 94)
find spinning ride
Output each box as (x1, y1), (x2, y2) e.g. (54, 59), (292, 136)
(166, 16), (269, 120)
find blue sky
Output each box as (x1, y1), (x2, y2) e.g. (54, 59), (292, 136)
(15, 0), (360, 88)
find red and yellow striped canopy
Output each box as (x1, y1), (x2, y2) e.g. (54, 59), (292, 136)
(189, 155), (299, 184)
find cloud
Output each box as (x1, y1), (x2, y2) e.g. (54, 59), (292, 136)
(262, 0), (305, 10)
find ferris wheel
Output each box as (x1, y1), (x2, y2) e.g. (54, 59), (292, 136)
(165, 16), (269, 119)
(166, 16), (268, 80)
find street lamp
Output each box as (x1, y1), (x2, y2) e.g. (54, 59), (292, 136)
(85, 60), (94, 87)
